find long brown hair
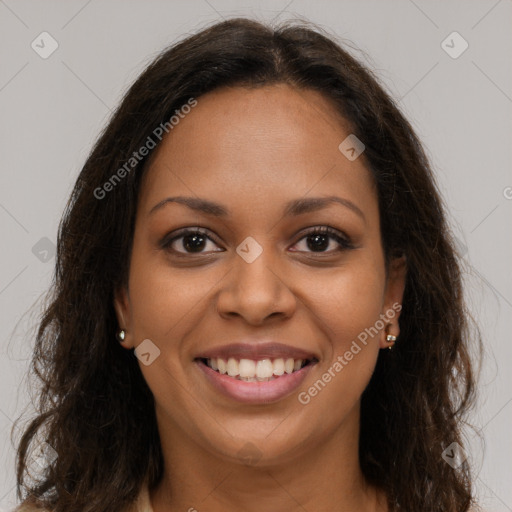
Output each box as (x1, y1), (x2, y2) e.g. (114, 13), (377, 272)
(13, 18), (481, 512)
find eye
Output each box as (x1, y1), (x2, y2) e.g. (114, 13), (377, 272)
(161, 228), (223, 255)
(161, 226), (354, 257)
(290, 226), (354, 254)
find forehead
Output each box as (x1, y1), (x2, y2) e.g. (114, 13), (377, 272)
(139, 85), (377, 220)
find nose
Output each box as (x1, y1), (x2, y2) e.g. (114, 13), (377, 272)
(216, 243), (297, 326)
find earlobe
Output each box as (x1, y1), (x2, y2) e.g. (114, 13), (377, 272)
(380, 254), (407, 350)
(113, 286), (133, 349)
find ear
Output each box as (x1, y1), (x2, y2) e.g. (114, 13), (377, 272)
(114, 286), (134, 349)
(379, 254), (407, 349)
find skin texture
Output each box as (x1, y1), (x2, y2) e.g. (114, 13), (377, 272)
(114, 84), (406, 512)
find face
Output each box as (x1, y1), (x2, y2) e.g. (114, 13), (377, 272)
(115, 84), (405, 466)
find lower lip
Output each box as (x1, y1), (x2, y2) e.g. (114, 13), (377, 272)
(196, 360), (316, 404)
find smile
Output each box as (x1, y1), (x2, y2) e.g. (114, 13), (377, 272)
(195, 358), (318, 404)
(201, 357), (311, 381)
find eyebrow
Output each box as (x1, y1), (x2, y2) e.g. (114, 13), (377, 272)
(149, 195), (365, 221)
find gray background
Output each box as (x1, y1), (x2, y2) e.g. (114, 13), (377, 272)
(0, 0), (511, 510)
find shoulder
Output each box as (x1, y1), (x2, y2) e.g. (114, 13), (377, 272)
(12, 484), (152, 512)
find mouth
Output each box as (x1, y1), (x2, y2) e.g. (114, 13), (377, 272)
(194, 342), (319, 404)
(196, 356), (316, 382)
(194, 342), (319, 403)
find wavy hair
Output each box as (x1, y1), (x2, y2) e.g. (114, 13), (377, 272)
(13, 17), (481, 512)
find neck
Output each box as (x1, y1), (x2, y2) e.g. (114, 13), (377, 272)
(150, 404), (387, 512)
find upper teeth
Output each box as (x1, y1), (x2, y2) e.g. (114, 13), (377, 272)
(207, 357), (305, 381)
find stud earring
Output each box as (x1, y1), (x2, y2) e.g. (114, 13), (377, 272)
(384, 324), (397, 350)
(386, 333), (397, 350)
(116, 329), (126, 343)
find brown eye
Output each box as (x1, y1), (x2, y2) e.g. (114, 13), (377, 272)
(291, 227), (354, 254)
(161, 228), (223, 255)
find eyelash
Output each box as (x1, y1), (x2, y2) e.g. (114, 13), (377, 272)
(160, 226), (354, 257)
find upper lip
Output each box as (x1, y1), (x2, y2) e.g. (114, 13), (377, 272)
(196, 342), (319, 361)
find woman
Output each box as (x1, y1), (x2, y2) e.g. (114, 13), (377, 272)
(14, 17), (481, 512)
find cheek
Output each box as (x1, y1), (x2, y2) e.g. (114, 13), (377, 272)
(127, 243), (214, 341)
(295, 273), (384, 418)
(305, 257), (386, 350)
(297, 254), (385, 403)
